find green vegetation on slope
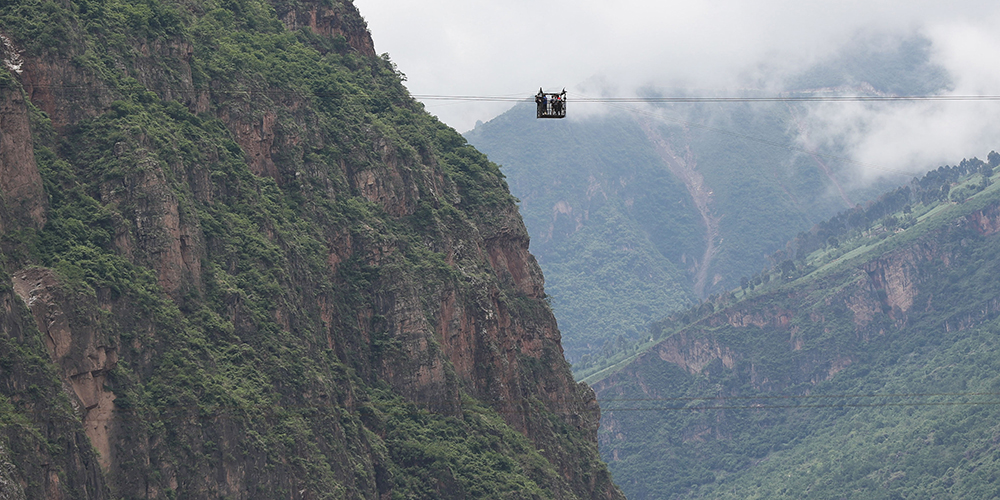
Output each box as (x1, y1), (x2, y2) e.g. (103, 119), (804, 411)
(588, 157), (1000, 499)
(578, 156), (1000, 381)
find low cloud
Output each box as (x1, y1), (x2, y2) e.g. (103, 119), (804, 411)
(356, 0), (1000, 174)
(800, 19), (1000, 181)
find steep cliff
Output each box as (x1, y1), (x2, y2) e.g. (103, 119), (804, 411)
(0, 0), (622, 498)
(0, 82), (44, 230)
(588, 175), (1000, 498)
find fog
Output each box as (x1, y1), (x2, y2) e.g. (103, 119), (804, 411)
(354, 0), (1000, 177)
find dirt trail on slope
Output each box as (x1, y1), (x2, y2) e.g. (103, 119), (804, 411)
(638, 119), (720, 297)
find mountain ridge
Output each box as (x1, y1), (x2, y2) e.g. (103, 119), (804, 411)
(0, 0), (623, 497)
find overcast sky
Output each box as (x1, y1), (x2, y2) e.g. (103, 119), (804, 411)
(354, 0), (1000, 176)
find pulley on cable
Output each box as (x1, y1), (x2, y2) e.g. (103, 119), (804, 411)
(535, 88), (566, 119)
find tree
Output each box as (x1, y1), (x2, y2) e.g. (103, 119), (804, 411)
(988, 150), (1000, 168)
(779, 259), (796, 279)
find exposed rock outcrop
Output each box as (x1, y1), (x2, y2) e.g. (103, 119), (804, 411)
(0, 85), (44, 228)
(0, 279), (110, 498)
(11, 268), (118, 468)
(19, 53), (111, 131)
(966, 201), (1000, 235)
(653, 333), (737, 374)
(0, 442), (26, 500)
(276, 0), (376, 57)
(98, 152), (204, 299)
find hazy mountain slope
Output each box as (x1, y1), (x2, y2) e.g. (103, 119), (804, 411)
(466, 112), (699, 360)
(788, 34), (950, 94)
(0, 0), (623, 498)
(589, 162), (1000, 499)
(467, 101), (883, 362)
(466, 36), (946, 363)
(655, 101), (852, 291)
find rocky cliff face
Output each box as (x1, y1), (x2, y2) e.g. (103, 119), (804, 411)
(276, 0), (376, 57)
(0, 84), (44, 229)
(11, 268), (118, 468)
(0, 279), (109, 499)
(0, 0), (622, 498)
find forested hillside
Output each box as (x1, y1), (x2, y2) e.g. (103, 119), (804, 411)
(465, 37), (944, 362)
(587, 158), (1000, 499)
(0, 0), (623, 498)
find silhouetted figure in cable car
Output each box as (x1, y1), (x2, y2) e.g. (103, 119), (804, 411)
(536, 88), (566, 119)
(536, 89), (547, 116)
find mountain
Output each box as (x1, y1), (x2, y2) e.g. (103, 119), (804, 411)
(465, 113), (700, 361)
(0, 0), (622, 498)
(586, 159), (1000, 499)
(464, 35), (946, 362)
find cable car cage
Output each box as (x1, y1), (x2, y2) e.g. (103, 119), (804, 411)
(535, 89), (566, 119)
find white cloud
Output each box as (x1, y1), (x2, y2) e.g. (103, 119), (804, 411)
(798, 17), (1000, 181)
(355, 0), (1000, 177)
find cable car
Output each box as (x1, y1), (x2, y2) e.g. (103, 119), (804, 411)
(535, 88), (566, 119)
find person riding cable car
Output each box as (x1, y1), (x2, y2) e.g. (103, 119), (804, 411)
(536, 88), (566, 119)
